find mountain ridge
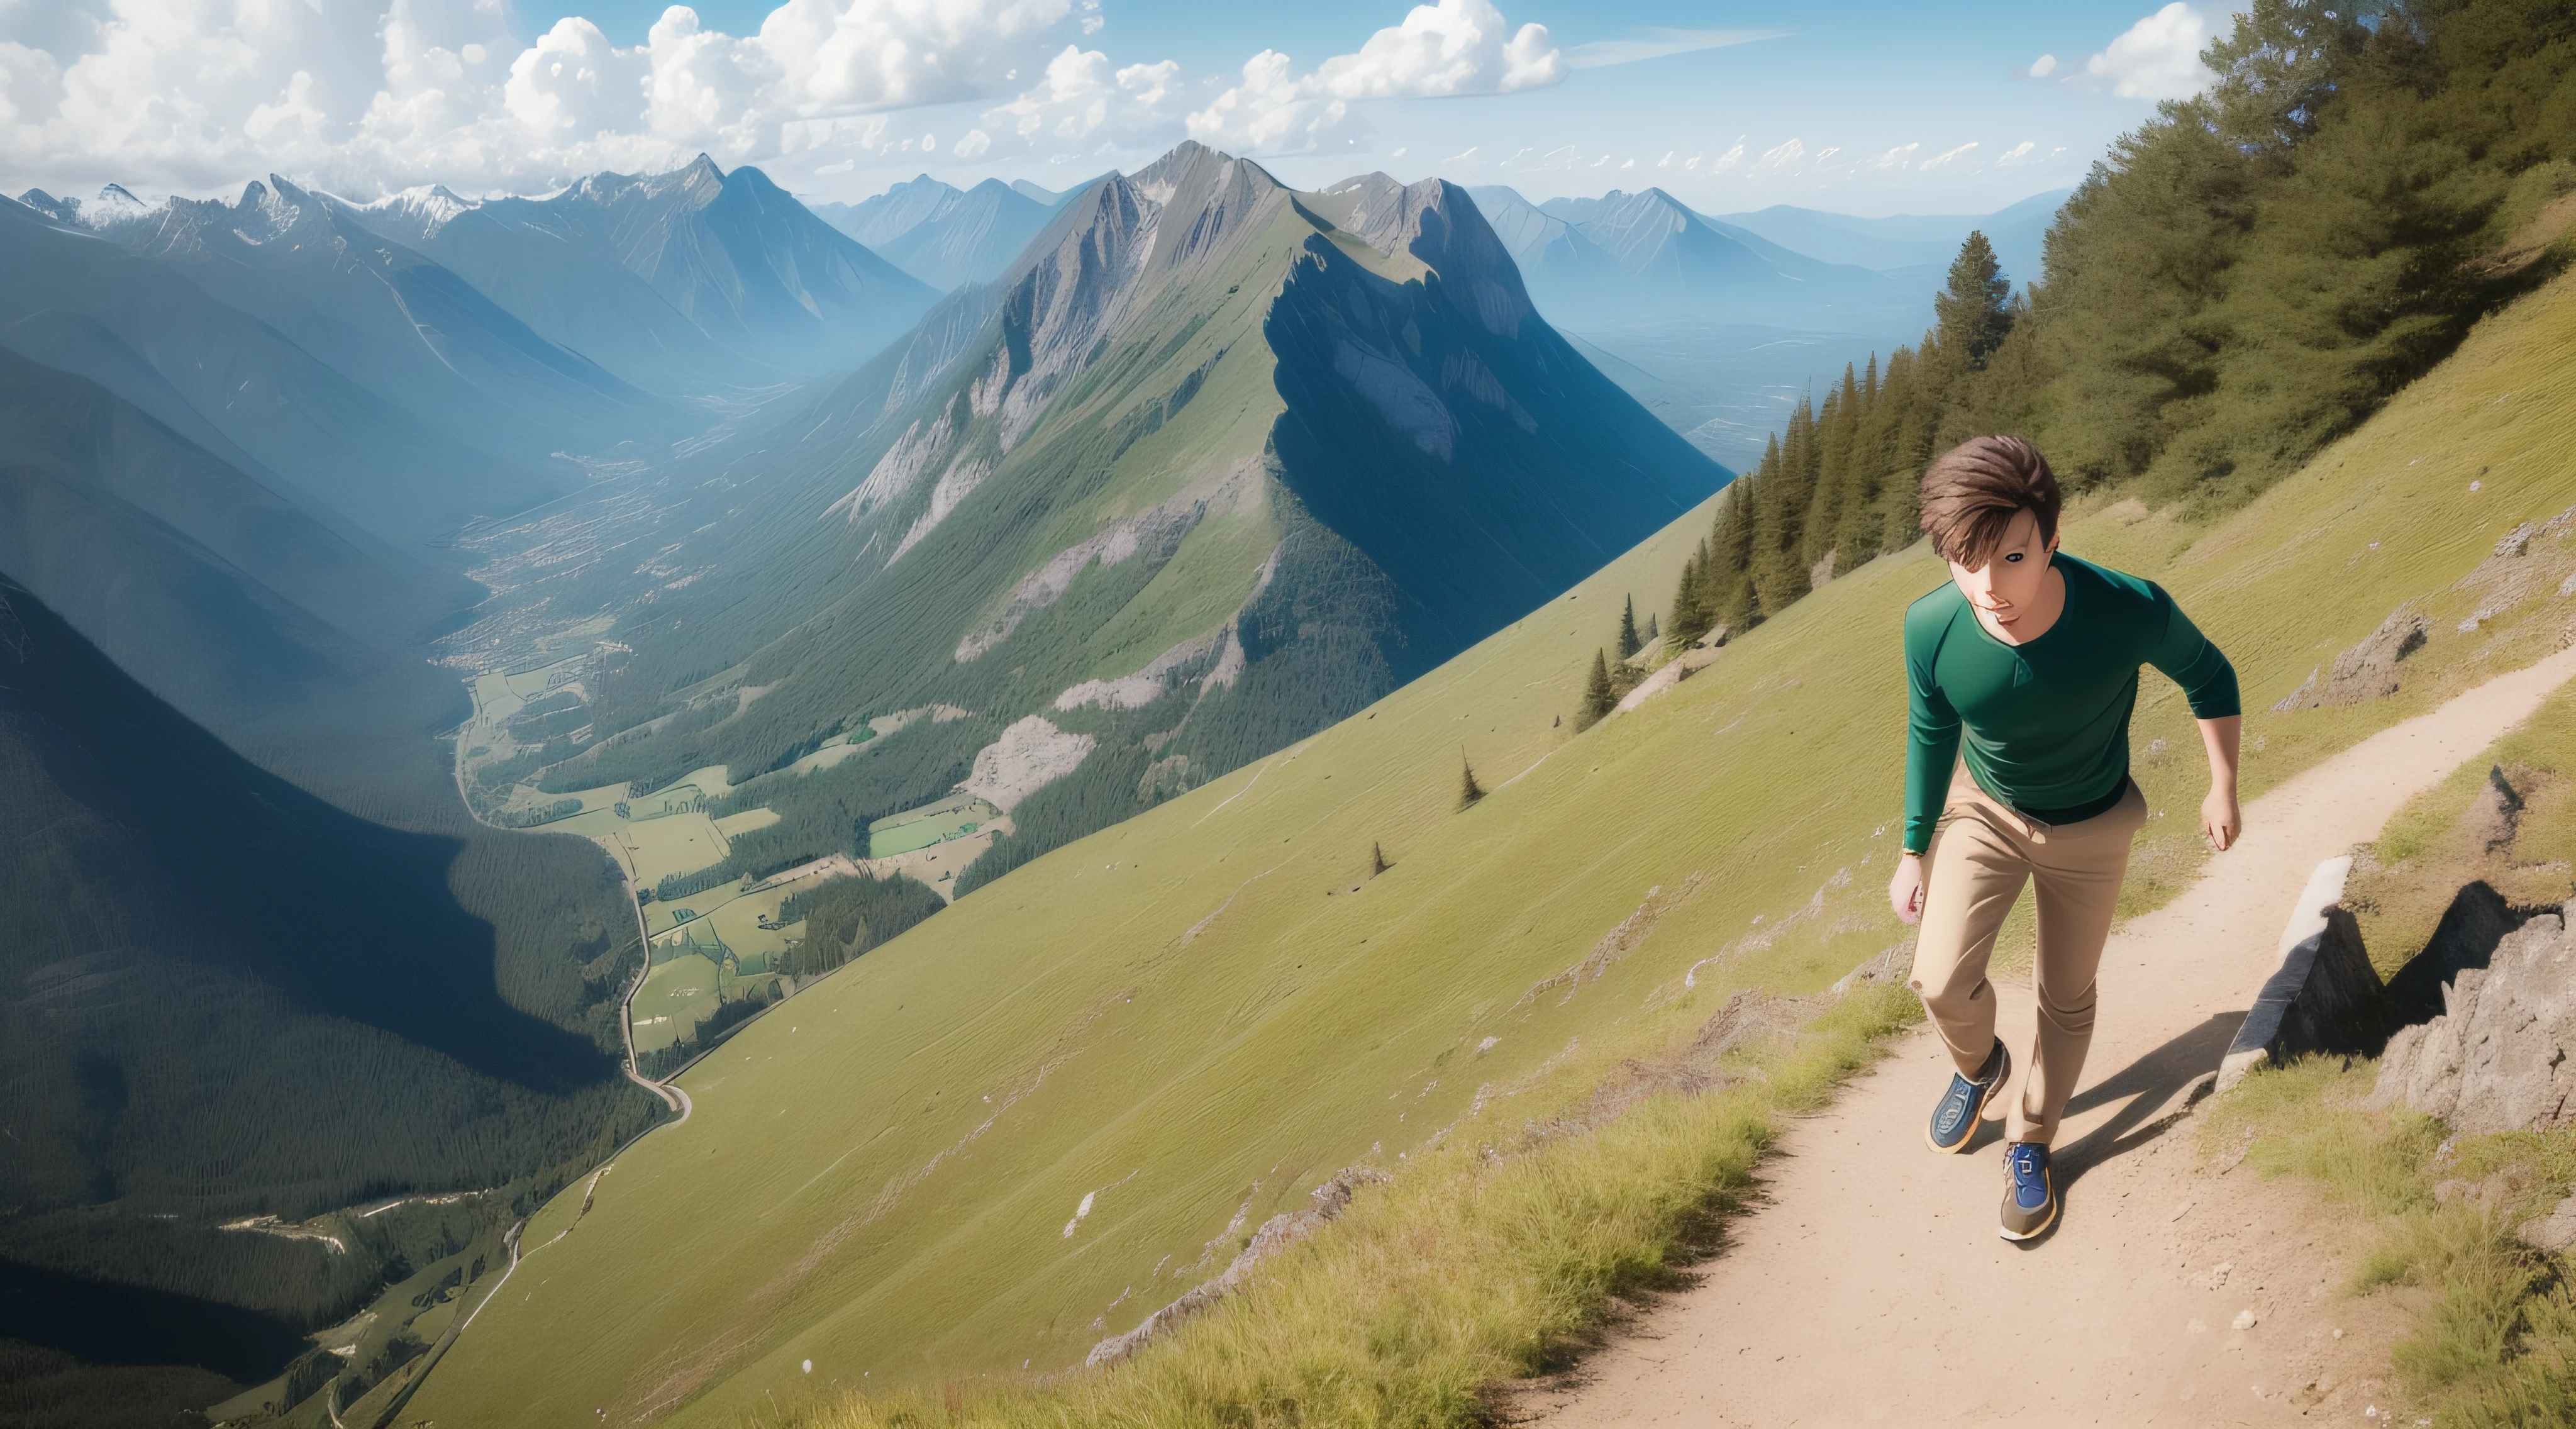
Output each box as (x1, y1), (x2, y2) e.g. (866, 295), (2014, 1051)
(343, 155), (938, 394)
(442, 139), (1722, 928)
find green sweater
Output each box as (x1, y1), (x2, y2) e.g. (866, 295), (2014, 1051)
(1903, 553), (2239, 853)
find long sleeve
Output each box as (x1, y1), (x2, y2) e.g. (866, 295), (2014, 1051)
(1904, 631), (1961, 854)
(2146, 587), (2240, 720)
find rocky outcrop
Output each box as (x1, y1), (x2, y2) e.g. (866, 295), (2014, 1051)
(2519, 1194), (2576, 1252)
(2272, 609), (2428, 710)
(1085, 1166), (1389, 1370)
(959, 714), (1095, 812)
(2370, 903), (2576, 1132)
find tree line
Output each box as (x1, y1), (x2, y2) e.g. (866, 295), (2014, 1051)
(1651, 0), (2576, 654)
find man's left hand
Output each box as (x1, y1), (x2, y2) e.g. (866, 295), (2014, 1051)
(2201, 786), (2240, 852)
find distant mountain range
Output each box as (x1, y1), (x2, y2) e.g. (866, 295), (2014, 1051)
(457, 142), (1725, 898)
(346, 157), (938, 393)
(1711, 191), (2063, 289)
(809, 174), (1065, 291)
(1457, 182), (2068, 469)
(1462, 183), (1924, 331)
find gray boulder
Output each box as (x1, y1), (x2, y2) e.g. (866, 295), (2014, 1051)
(2370, 904), (2576, 1133)
(2519, 1194), (2576, 1252)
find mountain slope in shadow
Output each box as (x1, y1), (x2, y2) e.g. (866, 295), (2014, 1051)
(30, 176), (676, 464)
(0, 197), (575, 549)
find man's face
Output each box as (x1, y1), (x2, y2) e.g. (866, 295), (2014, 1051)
(1945, 508), (2058, 631)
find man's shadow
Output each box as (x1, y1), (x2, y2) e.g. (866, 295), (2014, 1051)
(1971, 1011), (2245, 1244)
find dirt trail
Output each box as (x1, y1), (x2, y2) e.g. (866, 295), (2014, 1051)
(1526, 646), (2576, 1427)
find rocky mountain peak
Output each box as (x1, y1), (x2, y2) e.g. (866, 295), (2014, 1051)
(1313, 172), (1531, 337)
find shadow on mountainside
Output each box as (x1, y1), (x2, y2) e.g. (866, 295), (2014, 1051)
(0, 575), (616, 1096)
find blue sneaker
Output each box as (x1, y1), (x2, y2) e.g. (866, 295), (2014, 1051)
(2001, 1141), (2058, 1240)
(1924, 1038), (2009, 1154)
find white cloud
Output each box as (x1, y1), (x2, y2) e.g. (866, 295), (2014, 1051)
(0, 0), (1088, 196)
(1187, 0), (1562, 155)
(1185, 50), (1348, 153)
(2079, 3), (2214, 101)
(758, 0), (1070, 114)
(1563, 28), (1782, 70)
(1994, 139), (2037, 164)
(981, 44), (1180, 148)
(1920, 140), (1978, 170)
(2028, 53), (2057, 78)
(1872, 142), (1921, 170)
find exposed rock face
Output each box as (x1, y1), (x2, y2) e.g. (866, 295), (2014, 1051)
(959, 714), (1096, 811)
(2273, 608), (2429, 710)
(2465, 764), (2526, 854)
(1085, 1166), (1390, 1370)
(2370, 904), (2576, 1132)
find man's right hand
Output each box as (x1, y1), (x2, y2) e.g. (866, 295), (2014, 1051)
(1889, 852), (1925, 926)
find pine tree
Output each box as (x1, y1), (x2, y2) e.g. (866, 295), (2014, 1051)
(1371, 841), (1390, 876)
(1748, 414), (1810, 615)
(1643, 611), (1658, 642)
(1666, 536), (1713, 648)
(1933, 231), (2016, 370)
(1706, 479), (1757, 633)
(1458, 754), (1486, 807)
(1576, 648), (1618, 730)
(1616, 595), (1641, 659)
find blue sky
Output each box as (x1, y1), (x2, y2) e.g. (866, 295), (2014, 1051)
(516, 0), (2206, 213)
(1, 1), (2224, 216)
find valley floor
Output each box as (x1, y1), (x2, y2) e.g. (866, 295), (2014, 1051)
(1517, 646), (2576, 1425)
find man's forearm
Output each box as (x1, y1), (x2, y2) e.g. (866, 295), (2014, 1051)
(2197, 714), (2241, 790)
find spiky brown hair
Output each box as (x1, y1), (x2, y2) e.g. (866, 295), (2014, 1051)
(1918, 435), (2062, 570)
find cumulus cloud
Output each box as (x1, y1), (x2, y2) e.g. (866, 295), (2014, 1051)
(0, 0), (1087, 195)
(1187, 50), (1347, 153)
(2079, 3), (2215, 101)
(980, 43), (1179, 147)
(1187, 0), (1562, 154)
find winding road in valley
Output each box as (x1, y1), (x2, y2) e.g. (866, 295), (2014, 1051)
(1523, 646), (2576, 1426)
(447, 690), (687, 1121)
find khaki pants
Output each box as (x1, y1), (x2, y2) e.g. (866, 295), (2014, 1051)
(1909, 766), (2148, 1145)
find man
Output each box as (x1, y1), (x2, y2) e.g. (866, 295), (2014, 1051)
(1886, 436), (2242, 1241)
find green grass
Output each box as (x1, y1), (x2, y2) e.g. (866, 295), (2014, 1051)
(868, 794), (1000, 858)
(2196, 649), (2576, 1426)
(2346, 679), (2576, 978)
(2201, 1058), (2576, 1426)
(632, 950), (719, 1055)
(413, 257), (2576, 1429)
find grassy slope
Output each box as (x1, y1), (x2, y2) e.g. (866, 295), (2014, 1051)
(2196, 683), (2576, 1423)
(414, 262), (2576, 1429)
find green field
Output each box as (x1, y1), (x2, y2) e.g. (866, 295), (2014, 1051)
(414, 264), (2576, 1427)
(866, 793), (995, 858)
(632, 942), (719, 1055)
